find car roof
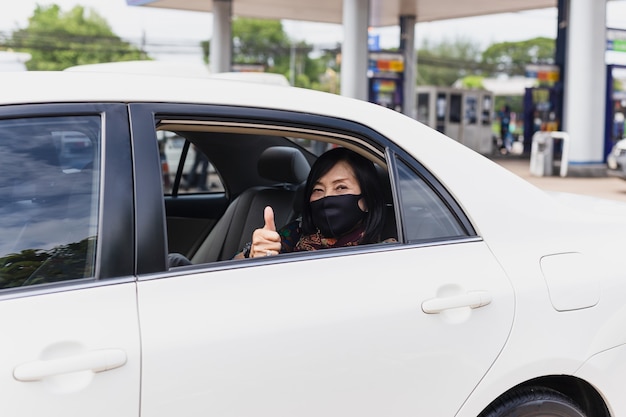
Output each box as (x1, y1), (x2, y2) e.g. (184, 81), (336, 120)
(64, 60), (212, 78)
(0, 70), (346, 115)
(63, 61), (290, 87)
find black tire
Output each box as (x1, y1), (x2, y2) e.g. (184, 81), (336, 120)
(479, 386), (587, 417)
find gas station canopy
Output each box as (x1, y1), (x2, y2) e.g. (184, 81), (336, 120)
(128, 0), (616, 170)
(127, 0), (555, 26)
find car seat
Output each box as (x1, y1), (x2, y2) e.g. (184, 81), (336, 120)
(190, 146), (310, 263)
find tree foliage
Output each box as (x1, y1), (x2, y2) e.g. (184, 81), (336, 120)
(481, 37), (555, 76)
(201, 17), (328, 89)
(415, 36), (556, 87)
(416, 37), (483, 86)
(232, 18), (292, 70)
(7, 4), (146, 71)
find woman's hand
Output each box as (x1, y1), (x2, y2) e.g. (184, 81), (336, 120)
(250, 206), (282, 257)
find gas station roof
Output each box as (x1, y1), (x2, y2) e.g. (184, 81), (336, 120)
(127, 0), (556, 27)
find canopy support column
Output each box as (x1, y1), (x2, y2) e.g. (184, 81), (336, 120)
(210, 0), (232, 74)
(562, 0), (606, 166)
(340, 0), (369, 100)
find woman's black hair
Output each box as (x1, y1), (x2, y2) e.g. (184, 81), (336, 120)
(300, 147), (385, 243)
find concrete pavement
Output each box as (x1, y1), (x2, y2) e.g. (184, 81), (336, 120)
(491, 155), (626, 203)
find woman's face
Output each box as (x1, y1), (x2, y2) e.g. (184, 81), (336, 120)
(310, 160), (366, 210)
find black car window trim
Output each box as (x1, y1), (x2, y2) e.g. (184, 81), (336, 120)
(151, 107), (385, 154)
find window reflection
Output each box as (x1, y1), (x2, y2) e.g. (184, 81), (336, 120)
(396, 160), (466, 242)
(0, 116), (100, 289)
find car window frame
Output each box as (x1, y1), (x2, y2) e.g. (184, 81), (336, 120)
(0, 103), (135, 298)
(128, 103), (478, 277)
(385, 148), (477, 242)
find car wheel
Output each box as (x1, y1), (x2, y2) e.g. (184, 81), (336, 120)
(479, 387), (586, 417)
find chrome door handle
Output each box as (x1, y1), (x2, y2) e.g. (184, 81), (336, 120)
(13, 349), (127, 382)
(422, 290), (492, 314)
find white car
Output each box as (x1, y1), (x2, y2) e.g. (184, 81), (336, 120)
(1, 71), (626, 417)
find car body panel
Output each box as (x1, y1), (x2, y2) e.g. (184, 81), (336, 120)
(576, 344), (626, 417)
(0, 282), (140, 416)
(138, 241), (513, 416)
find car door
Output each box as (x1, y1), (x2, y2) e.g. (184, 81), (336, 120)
(132, 106), (514, 417)
(138, 244), (512, 417)
(0, 105), (141, 416)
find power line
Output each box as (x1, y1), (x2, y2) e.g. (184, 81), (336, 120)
(1, 29), (516, 73)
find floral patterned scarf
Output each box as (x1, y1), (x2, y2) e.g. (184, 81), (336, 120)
(294, 224), (365, 252)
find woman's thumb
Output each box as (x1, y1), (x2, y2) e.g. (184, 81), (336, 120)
(263, 206), (276, 232)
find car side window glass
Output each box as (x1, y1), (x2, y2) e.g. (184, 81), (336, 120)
(0, 116), (100, 289)
(395, 159), (467, 242)
(158, 131), (224, 194)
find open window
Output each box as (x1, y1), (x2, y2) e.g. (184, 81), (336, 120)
(153, 119), (395, 263)
(144, 108), (474, 269)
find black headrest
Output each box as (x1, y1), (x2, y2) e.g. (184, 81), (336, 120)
(257, 146), (310, 184)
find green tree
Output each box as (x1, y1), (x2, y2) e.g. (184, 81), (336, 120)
(482, 37), (555, 76)
(232, 18), (292, 72)
(201, 18), (325, 89)
(416, 37), (483, 86)
(311, 47), (341, 93)
(7, 4), (147, 71)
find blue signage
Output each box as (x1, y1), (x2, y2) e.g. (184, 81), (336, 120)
(368, 34), (380, 51)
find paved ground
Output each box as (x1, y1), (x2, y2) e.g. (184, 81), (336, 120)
(491, 156), (626, 203)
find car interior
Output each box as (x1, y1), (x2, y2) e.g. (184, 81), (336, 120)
(157, 122), (399, 264)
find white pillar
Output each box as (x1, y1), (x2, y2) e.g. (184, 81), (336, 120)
(400, 15), (416, 119)
(563, 0), (606, 164)
(210, 0), (232, 74)
(340, 0), (369, 100)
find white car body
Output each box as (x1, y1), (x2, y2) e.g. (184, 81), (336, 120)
(1, 71), (626, 417)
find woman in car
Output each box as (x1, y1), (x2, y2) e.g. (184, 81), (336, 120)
(237, 147), (395, 258)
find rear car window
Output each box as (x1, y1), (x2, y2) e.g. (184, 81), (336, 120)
(395, 159), (468, 242)
(0, 116), (100, 289)
(158, 130), (224, 194)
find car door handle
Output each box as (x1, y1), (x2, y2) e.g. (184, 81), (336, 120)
(13, 349), (127, 382)
(422, 290), (492, 314)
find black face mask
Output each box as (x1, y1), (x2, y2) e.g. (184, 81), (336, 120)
(310, 194), (366, 238)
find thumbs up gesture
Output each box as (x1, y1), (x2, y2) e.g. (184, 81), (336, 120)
(263, 205), (277, 233)
(250, 206), (281, 257)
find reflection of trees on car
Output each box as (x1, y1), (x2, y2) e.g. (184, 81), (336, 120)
(0, 236), (94, 288)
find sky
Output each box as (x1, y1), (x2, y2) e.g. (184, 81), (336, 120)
(1, 0), (626, 64)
